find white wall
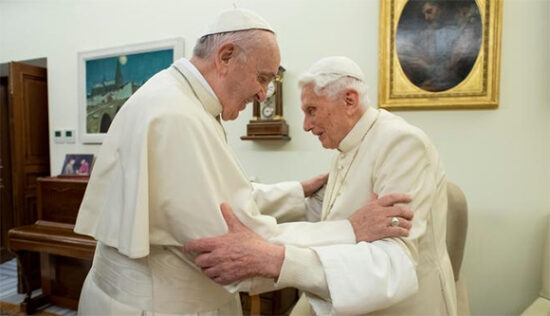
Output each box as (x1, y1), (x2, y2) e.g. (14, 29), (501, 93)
(1, 0), (549, 314)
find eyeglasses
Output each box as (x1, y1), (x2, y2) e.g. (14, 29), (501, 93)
(257, 72), (281, 86)
(257, 73), (271, 86)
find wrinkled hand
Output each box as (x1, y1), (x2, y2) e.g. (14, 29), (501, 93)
(348, 193), (414, 242)
(184, 203), (284, 284)
(301, 173), (329, 197)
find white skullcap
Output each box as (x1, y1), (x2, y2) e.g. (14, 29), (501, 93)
(306, 56), (365, 81)
(201, 8), (274, 37)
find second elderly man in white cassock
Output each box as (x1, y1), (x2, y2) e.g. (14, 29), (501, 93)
(74, 9), (413, 316)
(185, 57), (457, 315)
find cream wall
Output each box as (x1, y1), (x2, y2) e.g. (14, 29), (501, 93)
(1, 0), (549, 314)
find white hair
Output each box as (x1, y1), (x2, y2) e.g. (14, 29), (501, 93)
(192, 29), (271, 60)
(298, 73), (370, 107)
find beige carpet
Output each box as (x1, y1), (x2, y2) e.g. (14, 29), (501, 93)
(0, 300), (60, 316)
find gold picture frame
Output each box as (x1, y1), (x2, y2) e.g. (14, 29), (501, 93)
(378, 0), (503, 110)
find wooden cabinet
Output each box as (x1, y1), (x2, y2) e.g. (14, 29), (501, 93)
(9, 176), (299, 314)
(8, 176), (94, 314)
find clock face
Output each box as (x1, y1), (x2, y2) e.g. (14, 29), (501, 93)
(253, 68), (284, 121)
(261, 98), (275, 119)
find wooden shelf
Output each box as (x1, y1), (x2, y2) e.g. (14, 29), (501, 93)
(241, 119), (290, 141)
(240, 135), (291, 141)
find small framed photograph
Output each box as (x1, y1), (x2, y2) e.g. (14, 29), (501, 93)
(78, 38), (184, 143)
(61, 154), (94, 176)
(378, 0), (503, 110)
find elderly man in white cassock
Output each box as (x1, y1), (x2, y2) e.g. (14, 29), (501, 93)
(185, 57), (458, 315)
(74, 9), (414, 316)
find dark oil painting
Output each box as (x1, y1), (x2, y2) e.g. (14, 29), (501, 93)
(396, 0), (482, 92)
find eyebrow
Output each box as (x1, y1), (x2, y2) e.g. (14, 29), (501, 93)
(301, 104), (315, 111)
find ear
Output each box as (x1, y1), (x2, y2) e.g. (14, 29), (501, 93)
(343, 89), (360, 115)
(215, 42), (237, 75)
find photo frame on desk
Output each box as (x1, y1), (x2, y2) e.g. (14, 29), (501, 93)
(60, 154), (94, 177)
(378, 0), (502, 110)
(78, 38), (184, 143)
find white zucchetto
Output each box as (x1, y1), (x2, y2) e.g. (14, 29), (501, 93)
(200, 8), (274, 37)
(305, 56), (366, 81)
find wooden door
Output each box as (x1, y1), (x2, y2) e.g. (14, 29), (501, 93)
(8, 62), (50, 228)
(0, 75), (15, 262)
(7, 62), (50, 290)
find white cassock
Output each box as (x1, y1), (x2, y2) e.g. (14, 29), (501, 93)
(74, 58), (355, 315)
(284, 107), (457, 315)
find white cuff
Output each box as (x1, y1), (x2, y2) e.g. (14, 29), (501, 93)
(313, 240), (418, 314)
(276, 245), (330, 300)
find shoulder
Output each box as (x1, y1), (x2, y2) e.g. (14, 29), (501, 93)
(126, 70), (198, 112)
(372, 109), (432, 150)
(119, 71), (210, 126)
(104, 74), (217, 147)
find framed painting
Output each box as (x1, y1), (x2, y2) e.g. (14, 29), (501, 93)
(378, 0), (502, 110)
(78, 38), (184, 143)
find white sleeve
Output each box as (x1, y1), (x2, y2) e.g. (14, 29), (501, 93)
(273, 245), (330, 299)
(311, 240), (418, 315)
(306, 184), (325, 222)
(251, 182), (308, 223)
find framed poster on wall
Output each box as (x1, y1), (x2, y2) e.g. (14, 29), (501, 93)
(78, 38), (184, 143)
(378, 0), (502, 110)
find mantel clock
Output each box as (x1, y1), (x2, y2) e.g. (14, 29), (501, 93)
(241, 66), (290, 141)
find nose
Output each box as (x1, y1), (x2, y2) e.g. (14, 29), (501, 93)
(256, 85), (268, 103)
(303, 116), (312, 132)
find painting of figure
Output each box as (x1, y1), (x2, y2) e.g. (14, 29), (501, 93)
(396, 0), (482, 92)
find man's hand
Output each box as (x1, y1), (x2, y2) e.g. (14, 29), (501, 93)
(184, 203), (284, 284)
(301, 173), (329, 197)
(348, 193), (414, 242)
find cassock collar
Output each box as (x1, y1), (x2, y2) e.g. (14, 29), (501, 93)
(172, 58), (223, 118)
(338, 106), (379, 153)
